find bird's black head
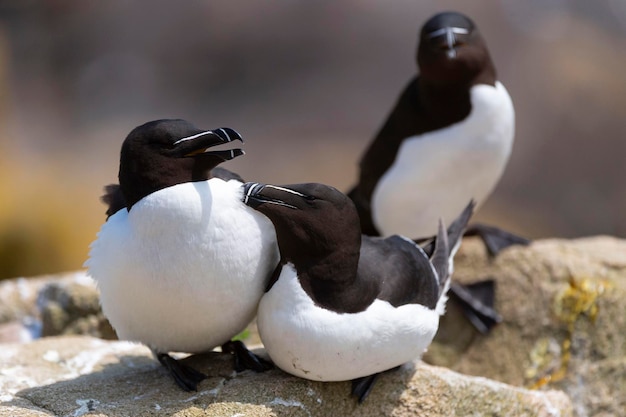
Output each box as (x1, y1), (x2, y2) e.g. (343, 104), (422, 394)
(118, 119), (244, 209)
(417, 11), (495, 86)
(242, 182), (361, 271)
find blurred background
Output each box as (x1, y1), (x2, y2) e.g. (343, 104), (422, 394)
(0, 0), (625, 280)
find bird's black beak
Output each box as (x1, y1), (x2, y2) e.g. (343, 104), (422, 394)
(427, 26), (469, 58)
(242, 182), (267, 209)
(242, 182), (299, 210)
(173, 127), (244, 161)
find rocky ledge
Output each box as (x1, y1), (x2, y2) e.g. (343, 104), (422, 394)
(427, 236), (626, 417)
(0, 336), (571, 417)
(2, 236), (626, 416)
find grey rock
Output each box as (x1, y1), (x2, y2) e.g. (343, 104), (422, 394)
(0, 272), (114, 342)
(0, 336), (572, 417)
(3, 236), (625, 415)
(426, 236), (626, 417)
(38, 278), (115, 340)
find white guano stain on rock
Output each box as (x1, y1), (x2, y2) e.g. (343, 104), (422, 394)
(0, 393), (14, 402)
(0, 345), (18, 361)
(62, 339), (139, 377)
(206, 379), (225, 396)
(42, 350), (60, 363)
(0, 334), (574, 417)
(306, 387), (322, 404)
(269, 397), (311, 417)
(182, 389), (212, 403)
(16, 278), (32, 301)
(73, 399), (100, 417)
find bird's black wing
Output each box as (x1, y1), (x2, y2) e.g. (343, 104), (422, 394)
(359, 235), (439, 309)
(210, 167), (244, 182)
(101, 184), (126, 219)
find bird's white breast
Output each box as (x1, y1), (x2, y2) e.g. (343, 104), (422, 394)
(257, 264), (441, 381)
(372, 81), (515, 237)
(86, 179), (279, 353)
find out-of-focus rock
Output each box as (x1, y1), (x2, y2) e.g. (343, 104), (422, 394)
(37, 277), (115, 339)
(425, 236), (626, 417)
(0, 272), (114, 342)
(0, 336), (572, 417)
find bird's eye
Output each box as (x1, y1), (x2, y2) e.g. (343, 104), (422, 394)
(304, 195), (316, 201)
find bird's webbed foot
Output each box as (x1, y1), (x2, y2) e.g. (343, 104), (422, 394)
(155, 352), (207, 391)
(221, 340), (273, 372)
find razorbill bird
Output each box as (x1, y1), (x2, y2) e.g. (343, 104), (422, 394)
(85, 119), (279, 391)
(347, 11), (528, 332)
(242, 181), (473, 402)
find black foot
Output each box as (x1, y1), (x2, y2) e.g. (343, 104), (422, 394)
(351, 373), (380, 404)
(464, 223), (530, 257)
(350, 366), (401, 404)
(450, 281), (502, 334)
(156, 352), (207, 391)
(222, 340), (273, 372)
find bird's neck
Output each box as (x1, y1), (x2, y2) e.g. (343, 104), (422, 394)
(294, 247), (379, 313)
(417, 78), (472, 125)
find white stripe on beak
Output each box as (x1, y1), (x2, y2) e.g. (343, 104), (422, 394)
(173, 131), (216, 145)
(217, 128), (232, 142)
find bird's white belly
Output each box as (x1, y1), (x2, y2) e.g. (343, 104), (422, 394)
(372, 82), (514, 238)
(86, 179), (279, 353)
(257, 264), (440, 381)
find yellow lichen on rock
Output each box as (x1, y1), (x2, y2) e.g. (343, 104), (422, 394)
(526, 275), (610, 389)
(554, 275), (608, 325)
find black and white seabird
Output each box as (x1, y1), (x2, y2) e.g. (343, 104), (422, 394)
(242, 181), (474, 402)
(85, 119), (279, 391)
(347, 11), (529, 332)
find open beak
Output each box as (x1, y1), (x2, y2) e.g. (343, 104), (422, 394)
(173, 127), (244, 160)
(242, 182), (299, 210)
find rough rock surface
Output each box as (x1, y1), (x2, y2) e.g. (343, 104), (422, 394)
(3, 236), (624, 416)
(0, 336), (571, 417)
(425, 236), (626, 417)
